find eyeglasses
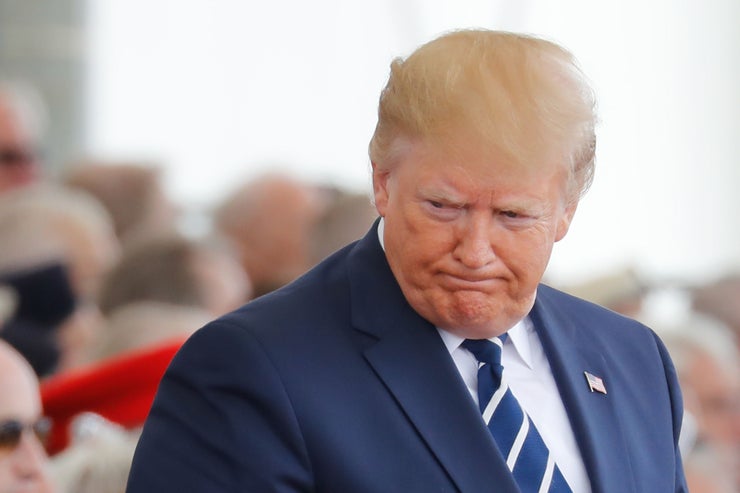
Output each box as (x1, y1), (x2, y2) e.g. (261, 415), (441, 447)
(0, 418), (51, 452)
(0, 148), (37, 167)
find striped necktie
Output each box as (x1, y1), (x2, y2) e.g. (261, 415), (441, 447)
(462, 336), (572, 493)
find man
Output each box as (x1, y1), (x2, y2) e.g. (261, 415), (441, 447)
(0, 340), (55, 493)
(63, 161), (180, 246)
(127, 30), (687, 492)
(0, 81), (46, 193)
(213, 172), (329, 297)
(692, 274), (740, 352)
(0, 184), (121, 373)
(660, 315), (739, 492)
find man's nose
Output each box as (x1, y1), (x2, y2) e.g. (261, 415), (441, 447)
(11, 431), (50, 480)
(453, 216), (496, 269)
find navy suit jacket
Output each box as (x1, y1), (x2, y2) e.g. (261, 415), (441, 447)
(127, 222), (687, 492)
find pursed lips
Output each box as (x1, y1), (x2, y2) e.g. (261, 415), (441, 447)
(436, 272), (505, 291)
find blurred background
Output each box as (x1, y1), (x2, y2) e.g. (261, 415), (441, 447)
(1, 2), (739, 492)
(1, 0), (738, 286)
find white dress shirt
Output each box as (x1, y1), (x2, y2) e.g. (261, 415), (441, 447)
(377, 218), (591, 492)
(437, 322), (591, 493)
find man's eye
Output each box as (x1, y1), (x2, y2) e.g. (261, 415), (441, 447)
(501, 210), (519, 219)
(429, 201), (445, 209)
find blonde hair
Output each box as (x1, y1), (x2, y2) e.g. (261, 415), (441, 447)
(369, 29), (597, 202)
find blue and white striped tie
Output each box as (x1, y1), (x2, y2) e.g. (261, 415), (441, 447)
(462, 336), (572, 493)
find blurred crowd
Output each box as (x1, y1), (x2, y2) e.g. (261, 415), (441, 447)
(0, 79), (377, 493)
(1, 80), (737, 492)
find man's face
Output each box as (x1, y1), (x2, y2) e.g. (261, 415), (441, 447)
(687, 351), (740, 448)
(0, 355), (54, 493)
(0, 99), (41, 193)
(373, 139), (575, 339)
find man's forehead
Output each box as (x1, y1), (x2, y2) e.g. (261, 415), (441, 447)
(399, 136), (569, 180)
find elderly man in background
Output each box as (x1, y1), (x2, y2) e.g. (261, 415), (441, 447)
(0, 81), (47, 194)
(128, 29), (687, 492)
(213, 172), (329, 297)
(0, 340), (55, 493)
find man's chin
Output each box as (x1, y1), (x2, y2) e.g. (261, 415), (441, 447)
(408, 288), (528, 336)
(459, 288), (537, 332)
(438, 307), (523, 339)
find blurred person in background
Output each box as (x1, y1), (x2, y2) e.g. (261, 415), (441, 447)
(0, 80), (47, 194)
(0, 285), (15, 326)
(308, 188), (377, 265)
(558, 267), (647, 319)
(63, 161), (179, 247)
(50, 413), (139, 493)
(88, 232), (250, 362)
(0, 184), (120, 303)
(0, 184), (120, 373)
(0, 262), (76, 378)
(39, 232), (249, 460)
(0, 340), (55, 493)
(213, 172), (328, 297)
(692, 274), (740, 351)
(659, 314), (739, 493)
(40, 338), (189, 457)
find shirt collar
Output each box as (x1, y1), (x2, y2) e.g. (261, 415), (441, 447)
(437, 318), (536, 370)
(377, 217), (385, 250)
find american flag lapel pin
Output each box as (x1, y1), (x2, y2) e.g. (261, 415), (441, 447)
(584, 371), (607, 394)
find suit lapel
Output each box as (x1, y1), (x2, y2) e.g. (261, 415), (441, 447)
(346, 224), (519, 493)
(530, 287), (637, 493)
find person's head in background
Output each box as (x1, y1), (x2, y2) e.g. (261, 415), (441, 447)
(559, 267), (647, 319)
(0, 340), (55, 493)
(0, 185), (120, 303)
(692, 274), (740, 351)
(660, 315), (739, 492)
(309, 188), (377, 265)
(0, 184), (120, 372)
(368, 30), (596, 338)
(97, 232), (250, 319)
(63, 161), (179, 247)
(0, 81), (47, 194)
(213, 172), (329, 297)
(88, 232), (251, 362)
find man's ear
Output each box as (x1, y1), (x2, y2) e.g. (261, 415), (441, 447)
(555, 201), (578, 242)
(371, 162), (390, 217)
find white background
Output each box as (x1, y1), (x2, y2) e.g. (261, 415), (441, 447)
(85, 0), (740, 286)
